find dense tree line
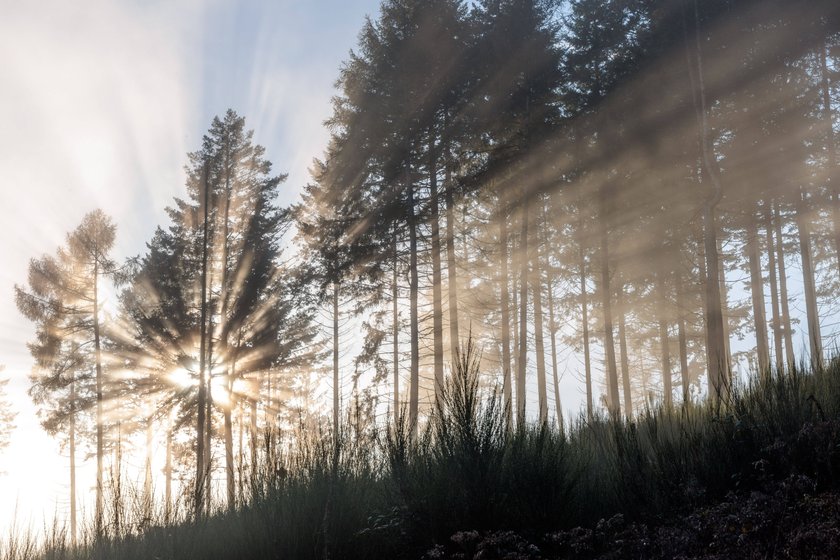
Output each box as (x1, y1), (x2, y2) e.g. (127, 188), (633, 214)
(10, 0), (840, 540)
(302, 0), (840, 431)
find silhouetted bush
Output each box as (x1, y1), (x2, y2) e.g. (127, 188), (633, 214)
(5, 354), (840, 559)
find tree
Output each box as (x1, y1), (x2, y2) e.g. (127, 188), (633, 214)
(119, 110), (318, 513)
(15, 209), (116, 540)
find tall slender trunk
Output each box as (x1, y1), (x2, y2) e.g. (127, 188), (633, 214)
(517, 198), (529, 426)
(764, 203), (784, 371)
(145, 412), (153, 515)
(429, 131), (444, 392)
(196, 165), (210, 517)
(512, 269), (520, 417)
(657, 269), (673, 407)
(69, 375), (77, 545)
(204, 327), (214, 510)
(658, 322), (672, 408)
(165, 414), (172, 523)
(392, 232), (400, 424)
(445, 151), (459, 362)
(774, 203), (795, 367)
(93, 258), (104, 535)
(220, 171), (236, 512)
(250, 400), (258, 479)
(408, 177), (420, 438)
(547, 270), (562, 427)
(676, 276), (690, 403)
(224, 408), (234, 509)
(499, 208), (512, 426)
(224, 349), (238, 509)
(599, 197), (620, 416)
(685, 0), (727, 402)
(114, 423), (122, 535)
(578, 213), (593, 420)
(717, 236), (732, 370)
(746, 213), (770, 376)
(820, 41), (840, 271)
(617, 284), (633, 417)
(532, 218), (547, 424)
(795, 188), (822, 368)
(333, 282), (340, 435)
(703, 205), (728, 401)
(204, 174), (221, 512)
(264, 374), (272, 464)
(237, 405), (244, 502)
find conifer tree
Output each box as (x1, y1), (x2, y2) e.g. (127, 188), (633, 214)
(16, 209), (116, 539)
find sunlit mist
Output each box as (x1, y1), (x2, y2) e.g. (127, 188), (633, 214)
(1, 0), (840, 557)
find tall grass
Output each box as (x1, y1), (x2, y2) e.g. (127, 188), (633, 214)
(3, 351), (840, 559)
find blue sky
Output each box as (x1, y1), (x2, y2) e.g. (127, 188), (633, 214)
(0, 0), (379, 533)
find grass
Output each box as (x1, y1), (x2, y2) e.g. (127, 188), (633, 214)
(3, 349), (840, 559)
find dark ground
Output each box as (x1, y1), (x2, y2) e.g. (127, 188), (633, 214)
(424, 479), (840, 559)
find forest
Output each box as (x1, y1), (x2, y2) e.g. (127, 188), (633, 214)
(4, 0), (840, 558)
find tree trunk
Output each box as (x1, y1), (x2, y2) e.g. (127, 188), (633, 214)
(820, 41), (840, 272)
(392, 232), (400, 424)
(93, 259), (104, 535)
(250, 400), (258, 479)
(114, 423), (122, 535)
(774, 203), (795, 367)
(499, 208), (513, 427)
(656, 267), (673, 407)
(220, 160), (235, 511)
(196, 165), (210, 517)
(445, 153), (459, 362)
(617, 284), (633, 417)
(795, 188), (822, 368)
(546, 270), (562, 427)
(746, 214), (770, 377)
(333, 282), (340, 435)
(764, 202), (784, 371)
(165, 415), (172, 523)
(224, 333), (243, 510)
(145, 412), (153, 516)
(599, 197), (620, 416)
(237, 405), (244, 502)
(408, 177), (420, 439)
(512, 268), (520, 419)
(717, 236), (732, 371)
(429, 131), (444, 392)
(224, 369), (236, 509)
(686, 0), (728, 402)
(531, 220), (547, 424)
(676, 277), (691, 403)
(517, 198), (529, 427)
(69, 376), (77, 545)
(205, 337), (214, 511)
(658, 318), (672, 408)
(578, 213), (593, 420)
(703, 204), (728, 401)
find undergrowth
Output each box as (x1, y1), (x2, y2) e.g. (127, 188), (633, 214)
(3, 348), (840, 559)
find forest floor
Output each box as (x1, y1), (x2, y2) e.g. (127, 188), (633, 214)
(425, 483), (840, 559)
(423, 420), (840, 560)
(9, 360), (840, 560)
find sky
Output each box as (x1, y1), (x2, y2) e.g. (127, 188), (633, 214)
(0, 0), (380, 535)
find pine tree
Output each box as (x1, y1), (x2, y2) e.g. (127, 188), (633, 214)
(15, 209), (116, 539)
(119, 111), (318, 514)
